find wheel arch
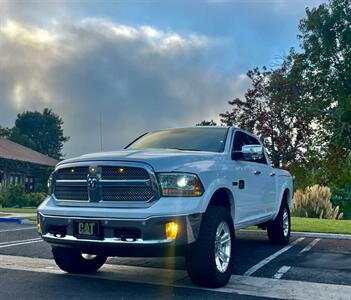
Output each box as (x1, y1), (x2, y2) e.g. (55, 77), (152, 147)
(206, 187), (235, 219)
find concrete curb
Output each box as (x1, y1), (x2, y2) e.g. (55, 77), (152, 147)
(240, 229), (351, 240)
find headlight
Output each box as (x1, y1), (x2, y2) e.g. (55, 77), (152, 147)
(47, 172), (54, 194)
(157, 173), (204, 197)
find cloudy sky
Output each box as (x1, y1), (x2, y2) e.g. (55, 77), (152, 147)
(0, 0), (324, 158)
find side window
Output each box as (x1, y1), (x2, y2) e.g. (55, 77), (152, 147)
(247, 135), (267, 165)
(232, 131), (248, 160)
(232, 131), (267, 164)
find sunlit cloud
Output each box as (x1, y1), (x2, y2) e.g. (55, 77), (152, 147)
(0, 17), (249, 157)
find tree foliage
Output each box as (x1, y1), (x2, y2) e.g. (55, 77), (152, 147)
(0, 108), (69, 159)
(196, 120), (217, 126)
(299, 0), (351, 150)
(220, 55), (314, 166)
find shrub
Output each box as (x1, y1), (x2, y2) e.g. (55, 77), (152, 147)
(24, 192), (46, 207)
(0, 185), (46, 208)
(292, 185), (343, 219)
(0, 185), (27, 207)
(331, 184), (351, 219)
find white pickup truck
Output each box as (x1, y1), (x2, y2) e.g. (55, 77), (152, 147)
(38, 127), (293, 287)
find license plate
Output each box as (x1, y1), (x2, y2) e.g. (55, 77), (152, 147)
(74, 220), (100, 240)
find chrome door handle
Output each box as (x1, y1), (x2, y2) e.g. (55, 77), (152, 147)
(253, 170), (261, 175)
(270, 172), (276, 176)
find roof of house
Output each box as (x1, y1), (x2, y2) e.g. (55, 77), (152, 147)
(0, 138), (59, 167)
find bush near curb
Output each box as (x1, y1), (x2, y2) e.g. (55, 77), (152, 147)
(292, 185), (343, 220)
(0, 185), (46, 208)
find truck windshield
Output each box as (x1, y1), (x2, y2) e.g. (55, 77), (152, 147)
(127, 128), (228, 153)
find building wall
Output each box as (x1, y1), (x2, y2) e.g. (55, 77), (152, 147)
(0, 158), (53, 193)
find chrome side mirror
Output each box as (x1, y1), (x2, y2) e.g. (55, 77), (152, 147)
(241, 145), (264, 161)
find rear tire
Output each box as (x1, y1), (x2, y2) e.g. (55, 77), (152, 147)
(267, 200), (291, 245)
(52, 247), (107, 273)
(186, 206), (235, 288)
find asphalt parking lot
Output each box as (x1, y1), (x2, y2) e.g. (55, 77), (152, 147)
(1, 222), (351, 299)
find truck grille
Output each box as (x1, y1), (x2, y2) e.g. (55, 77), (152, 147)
(53, 165), (156, 202)
(54, 185), (89, 201)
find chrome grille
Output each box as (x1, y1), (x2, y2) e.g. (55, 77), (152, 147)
(53, 164), (156, 203)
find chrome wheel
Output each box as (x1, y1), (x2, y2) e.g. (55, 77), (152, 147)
(214, 221), (231, 273)
(283, 209), (289, 237)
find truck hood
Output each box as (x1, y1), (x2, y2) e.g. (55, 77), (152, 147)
(58, 148), (225, 172)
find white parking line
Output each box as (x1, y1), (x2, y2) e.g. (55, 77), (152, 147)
(1, 255), (351, 300)
(0, 238), (42, 248)
(243, 237), (305, 276)
(0, 238), (41, 246)
(299, 238), (320, 254)
(0, 227), (36, 233)
(273, 265), (291, 279)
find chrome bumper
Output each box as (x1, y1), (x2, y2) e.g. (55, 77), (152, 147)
(38, 213), (202, 256)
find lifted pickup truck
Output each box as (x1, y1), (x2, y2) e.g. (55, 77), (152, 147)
(38, 127), (293, 287)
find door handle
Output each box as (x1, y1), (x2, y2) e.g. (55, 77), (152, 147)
(253, 170), (261, 175)
(270, 172), (276, 177)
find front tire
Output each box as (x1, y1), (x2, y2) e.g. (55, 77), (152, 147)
(267, 200), (291, 245)
(186, 206), (235, 288)
(52, 247), (107, 273)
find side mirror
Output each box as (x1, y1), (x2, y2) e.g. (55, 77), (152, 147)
(241, 145), (264, 161)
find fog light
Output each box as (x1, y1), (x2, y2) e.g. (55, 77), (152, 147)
(37, 214), (41, 235)
(165, 222), (178, 240)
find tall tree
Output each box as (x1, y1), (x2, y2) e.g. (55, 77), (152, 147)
(298, 0), (351, 150)
(11, 108), (69, 159)
(220, 54), (314, 167)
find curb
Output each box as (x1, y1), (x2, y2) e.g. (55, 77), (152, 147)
(291, 231), (351, 240)
(240, 229), (351, 240)
(0, 218), (24, 224)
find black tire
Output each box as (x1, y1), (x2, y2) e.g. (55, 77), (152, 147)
(186, 206), (235, 288)
(52, 247), (107, 274)
(267, 200), (291, 245)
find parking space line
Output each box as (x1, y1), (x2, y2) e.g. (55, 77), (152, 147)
(299, 238), (320, 254)
(243, 237), (305, 276)
(0, 238), (42, 248)
(0, 238), (41, 246)
(0, 227), (36, 233)
(1, 254), (351, 300)
(273, 265), (291, 279)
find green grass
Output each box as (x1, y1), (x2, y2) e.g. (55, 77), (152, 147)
(0, 207), (37, 213)
(247, 217), (351, 234)
(291, 217), (351, 234)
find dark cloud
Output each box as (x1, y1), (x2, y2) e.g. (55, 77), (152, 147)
(0, 18), (249, 157)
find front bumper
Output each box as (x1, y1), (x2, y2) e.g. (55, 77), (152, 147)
(38, 213), (202, 257)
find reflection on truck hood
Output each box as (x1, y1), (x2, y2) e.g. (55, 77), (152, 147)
(57, 148), (225, 172)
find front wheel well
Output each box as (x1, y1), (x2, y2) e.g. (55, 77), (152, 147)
(207, 188), (233, 213)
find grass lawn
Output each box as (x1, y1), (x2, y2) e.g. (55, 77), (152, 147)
(0, 207), (37, 213)
(291, 217), (351, 234)
(248, 217), (351, 234)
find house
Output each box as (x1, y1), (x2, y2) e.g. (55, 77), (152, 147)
(0, 138), (59, 192)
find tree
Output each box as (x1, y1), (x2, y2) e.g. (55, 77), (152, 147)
(298, 0), (351, 150)
(10, 108), (69, 159)
(220, 54), (314, 167)
(196, 120), (217, 126)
